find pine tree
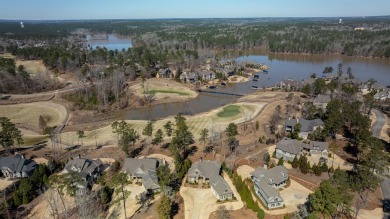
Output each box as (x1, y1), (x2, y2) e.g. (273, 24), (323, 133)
(22, 194), (29, 204)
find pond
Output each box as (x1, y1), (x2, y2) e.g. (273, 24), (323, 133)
(116, 53), (390, 120)
(86, 34), (133, 51)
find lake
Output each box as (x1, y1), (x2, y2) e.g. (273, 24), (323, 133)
(86, 34), (132, 51)
(117, 53), (390, 120)
(237, 53), (390, 87)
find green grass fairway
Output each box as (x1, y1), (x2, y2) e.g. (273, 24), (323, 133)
(145, 89), (190, 96)
(217, 105), (241, 118)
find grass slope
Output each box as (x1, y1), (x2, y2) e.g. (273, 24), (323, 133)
(0, 102), (67, 128)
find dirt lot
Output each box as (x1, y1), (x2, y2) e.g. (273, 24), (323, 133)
(180, 172), (243, 219)
(0, 178), (15, 191)
(28, 189), (75, 219)
(106, 185), (146, 219)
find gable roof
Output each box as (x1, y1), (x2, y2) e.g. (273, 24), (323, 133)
(304, 141), (329, 151)
(0, 155), (37, 174)
(64, 157), (102, 180)
(187, 159), (221, 179)
(285, 118), (324, 132)
(255, 180), (282, 200)
(276, 138), (307, 155)
(210, 175), (233, 196)
(313, 95), (331, 104)
(122, 158), (158, 176)
(250, 165), (288, 185)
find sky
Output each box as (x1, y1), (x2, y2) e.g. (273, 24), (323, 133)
(0, 0), (389, 20)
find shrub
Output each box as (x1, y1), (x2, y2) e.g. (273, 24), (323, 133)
(257, 210), (265, 219)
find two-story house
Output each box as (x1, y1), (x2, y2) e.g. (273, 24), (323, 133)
(187, 159), (233, 201)
(0, 155), (37, 179)
(285, 118), (324, 139)
(122, 158), (161, 193)
(250, 166), (288, 209)
(62, 156), (103, 194)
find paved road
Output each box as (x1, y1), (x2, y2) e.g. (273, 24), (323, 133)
(372, 109), (386, 138)
(373, 109), (390, 218)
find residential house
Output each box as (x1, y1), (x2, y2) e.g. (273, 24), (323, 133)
(374, 90), (390, 101)
(180, 72), (198, 83)
(250, 165), (288, 189)
(62, 156), (103, 194)
(279, 79), (303, 90)
(0, 155), (37, 179)
(304, 141), (329, 156)
(275, 138), (329, 161)
(313, 94), (331, 109)
(359, 84), (369, 94)
(122, 158), (161, 193)
(251, 166), (288, 209)
(275, 138), (307, 161)
(156, 68), (174, 79)
(187, 159), (233, 201)
(284, 118), (324, 139)
(199, 71), (216, 81)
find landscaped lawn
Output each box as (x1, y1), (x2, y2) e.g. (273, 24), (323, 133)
(144, 89), (190, 96)
(217, 105), (241, 118)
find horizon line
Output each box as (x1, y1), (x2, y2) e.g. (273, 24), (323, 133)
(1, 15), (390, 21)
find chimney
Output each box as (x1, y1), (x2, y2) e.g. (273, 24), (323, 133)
(200, 157), (203, 162)
(296, 118), (299, 123)
(78, 154), (81, 159)
(263, 164), (268, 170)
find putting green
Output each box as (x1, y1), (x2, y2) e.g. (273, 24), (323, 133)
(145, 89), (190, 96)
(217, 105), (241, 118)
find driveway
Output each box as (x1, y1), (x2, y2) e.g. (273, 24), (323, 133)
(372, 109), (386, 138)
(180, 172), (243, 219)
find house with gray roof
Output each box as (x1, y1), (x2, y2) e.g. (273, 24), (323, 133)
(250, 165), (288, 189)
(313, 94), (331, 109)
(187, 159), (233, 201)
(180, 72), (198, 83)
(304, 141), (329, 156)
(251, 166), (287, 209)
(0, 154), (37, 179)
(62, 156), (103, 194)
(275, 138), (306, 161)
(122, 158), (160, 193)
(285, 118), (324, 139)
(276, 138), (329, 161)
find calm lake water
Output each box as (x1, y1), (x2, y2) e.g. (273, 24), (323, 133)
(86, 34), (132, 51)
(117, 53), (390, 120)
(237, 53), (390, 87)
